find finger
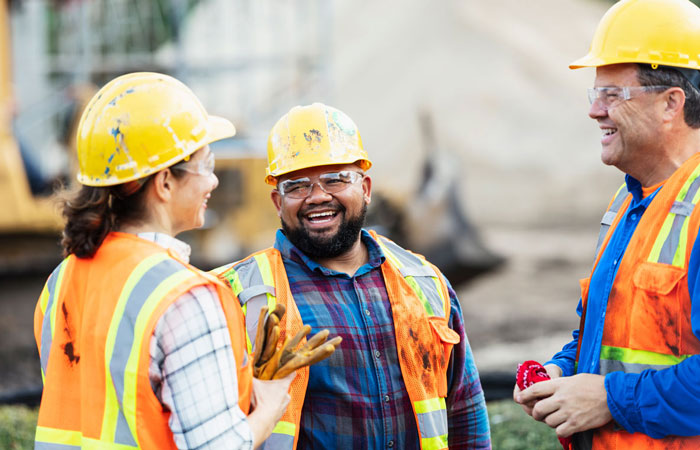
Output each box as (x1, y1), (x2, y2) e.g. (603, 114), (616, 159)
(252, 306), (269, 368)
(264, 312), (280, 336)
(259, 336), (289, 380)
(300, 329), (330, 352)
(517, 380), (556, 404)
(531, 396), (560, 422)
(271, 303), (286, 319)
(274, 339), (341, 379)
(543, 409), (567, 430)
(284, 324), (312, 352)
(259, 325), (280, 364)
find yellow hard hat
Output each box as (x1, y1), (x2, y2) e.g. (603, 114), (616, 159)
(570, 0), (700, 70)
(76, 72), (235, 186)
(265, 103), (372, 185)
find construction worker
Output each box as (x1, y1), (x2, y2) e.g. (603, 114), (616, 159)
(33, 72), (293, 449)
(215, 103), (491, 449)
(514, 0), (700, 448)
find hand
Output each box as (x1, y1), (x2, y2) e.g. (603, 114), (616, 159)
(513, 363), (562, 416)
(516, 373), (612, 438)
(247, 373), (295, 448)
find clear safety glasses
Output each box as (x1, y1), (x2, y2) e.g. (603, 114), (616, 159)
(587, 85), (670, 110)
(171, 152), (216, 176)
(277, 170), (364, 199)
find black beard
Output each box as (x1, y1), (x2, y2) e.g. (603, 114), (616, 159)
(282, 202), (367, 259)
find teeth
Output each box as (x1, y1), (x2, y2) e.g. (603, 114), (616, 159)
(308, 211), (335, 219)
(602, 129), (617, 136)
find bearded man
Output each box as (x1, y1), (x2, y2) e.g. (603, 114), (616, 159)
(215, 103), (490, 450)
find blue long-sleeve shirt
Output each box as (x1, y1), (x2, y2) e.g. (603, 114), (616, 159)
(275, 229), (491, 449)
(547, 175), (700, 438)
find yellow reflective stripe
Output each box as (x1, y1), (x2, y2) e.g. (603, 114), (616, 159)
(414, 397), (446, 414)
(601, 345), (692, 366)
(378, 241), (436, 315)
(227, 269), (244, 296)
(122, 269), (199, 445)
(648, 213), (676, 263)
(429, 271), (448, 317)
(100, 253), (171, 442)
(271, 420), (296, 436)
(254, 253), (277, 312)
(675, 185), (700, 267)
(405, 276), (435, 316)
(35, 425), (82, 446)
(38, 284), (50, 316)
(421, 434), (449, 450)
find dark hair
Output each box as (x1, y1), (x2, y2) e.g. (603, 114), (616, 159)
(637, 64), (700, 128)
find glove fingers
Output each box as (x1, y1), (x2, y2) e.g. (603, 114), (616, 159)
(252, 306), (269, 368)
(270, 303), (286, 321)
(273, 339), (341, 379)
(259, 324), (280, 364)
(301, 329), (330, 352)
(285, 324), (312, 351)
(259, 335), (289, 380)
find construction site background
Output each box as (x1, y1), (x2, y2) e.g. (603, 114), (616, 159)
(2, 0), (621, 399)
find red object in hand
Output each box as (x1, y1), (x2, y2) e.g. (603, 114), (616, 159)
(516, 360), (573, 450)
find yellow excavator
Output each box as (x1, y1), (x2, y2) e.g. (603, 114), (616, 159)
(0, 0), (502, 283)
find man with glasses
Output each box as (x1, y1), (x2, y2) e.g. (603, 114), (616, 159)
(515, 0), (700, 448)
(215, 103), (490, 449)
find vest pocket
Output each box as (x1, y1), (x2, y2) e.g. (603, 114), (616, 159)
(630, 262), (685, 356)
(428, 316), (460, 397)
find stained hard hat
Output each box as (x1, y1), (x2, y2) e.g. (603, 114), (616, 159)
(76, 72), (235, 186)
(570, 0), (700, 70)
(265, 103), (372, 185)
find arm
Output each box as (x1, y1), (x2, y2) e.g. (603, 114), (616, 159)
(444, 282), (491, 449)
(151, 285), (291, 449)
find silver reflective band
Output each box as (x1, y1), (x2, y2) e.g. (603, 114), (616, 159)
(278, 170), (363, 198)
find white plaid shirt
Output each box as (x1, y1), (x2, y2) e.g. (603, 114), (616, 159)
(141, 233), (253, 450)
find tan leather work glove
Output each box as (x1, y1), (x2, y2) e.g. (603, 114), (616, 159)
(252, 305), (342, 380)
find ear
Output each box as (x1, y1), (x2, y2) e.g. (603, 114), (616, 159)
(151, 169), (174, 203)
(662, 87), (686, 122)
(271, 188), (283, 217)
(362, 174), (372, 205)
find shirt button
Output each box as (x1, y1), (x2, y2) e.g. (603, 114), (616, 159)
(384, 395), (390, 402)
(387, 441), (394, 448)
(374, 350), (381, 359)
(365, 309), (371, 316)
(630, 213), (637, 221)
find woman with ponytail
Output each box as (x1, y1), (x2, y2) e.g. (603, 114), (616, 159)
(33, 72), (292, 450)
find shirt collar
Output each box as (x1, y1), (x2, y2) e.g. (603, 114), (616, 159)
(625, 174), (663, 205)
(274, 228), (385, 276)
(136, 232), (192, 262)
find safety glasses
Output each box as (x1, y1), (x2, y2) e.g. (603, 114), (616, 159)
(278, 170), (364, 199)
(587, 85), (670, 110)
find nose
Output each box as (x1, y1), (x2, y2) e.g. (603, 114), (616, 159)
(305, 181), (332, 203)
(210, 172), (219, 190)
(588, 98), (608, 120)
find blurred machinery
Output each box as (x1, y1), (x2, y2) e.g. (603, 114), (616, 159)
(0, 0), (502, 282)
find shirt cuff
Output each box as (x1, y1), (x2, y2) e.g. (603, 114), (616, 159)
(544, 359), (574, 377)
(604, 371), (644, 434)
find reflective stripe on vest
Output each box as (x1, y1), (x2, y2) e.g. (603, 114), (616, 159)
(648, 163), (700, 266)
(594, 184), (628, 259)
(36, 252), (198, 449)
(38, 257), (71, 382)
(220, 238), (453, 449)
(375, 236), (448, 318)
(599, 345), (694, 375)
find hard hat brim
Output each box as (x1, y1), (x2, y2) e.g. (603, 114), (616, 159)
(206, 115), (236, 143)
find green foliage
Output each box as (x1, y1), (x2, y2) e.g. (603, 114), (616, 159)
(0, 405), (38, 450)
(0, 401), (564, 449)
(489, 400), (562, 450)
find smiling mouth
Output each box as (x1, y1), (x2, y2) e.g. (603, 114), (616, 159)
(306, 211), (338, 224)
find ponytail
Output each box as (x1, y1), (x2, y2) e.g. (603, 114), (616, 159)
(60, 177), (153, 258)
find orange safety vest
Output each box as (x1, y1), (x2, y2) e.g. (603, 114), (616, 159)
(216, 230), (460, 450)
(575, 154), (700, 449)
(34, 232), (252, 449)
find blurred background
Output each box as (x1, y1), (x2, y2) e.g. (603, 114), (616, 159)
(0, 0), (645, 444)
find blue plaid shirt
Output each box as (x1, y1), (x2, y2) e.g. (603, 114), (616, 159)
(274, 229), (490, 449)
